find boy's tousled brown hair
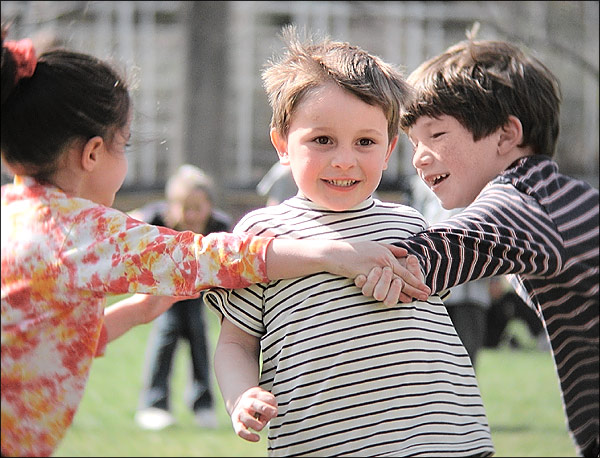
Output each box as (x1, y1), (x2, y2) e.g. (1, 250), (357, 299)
(400, 39), (562, 157)
(262, 25), (412, 143)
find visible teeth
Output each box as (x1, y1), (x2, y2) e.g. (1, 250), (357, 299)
(326, 179), (357, 187)
(433, 174), (448, 185)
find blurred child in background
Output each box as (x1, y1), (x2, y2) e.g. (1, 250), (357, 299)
(134, 165), (230, 430)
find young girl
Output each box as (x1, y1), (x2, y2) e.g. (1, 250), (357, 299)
(134, 164), (231, 430)
(0, 32), (428, 457)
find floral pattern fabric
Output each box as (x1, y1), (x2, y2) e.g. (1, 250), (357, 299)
(1, 175), (270, 457)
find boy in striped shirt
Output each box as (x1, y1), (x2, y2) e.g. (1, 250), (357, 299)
(204, 26), (494, 457)
(357, 39), (598, 457)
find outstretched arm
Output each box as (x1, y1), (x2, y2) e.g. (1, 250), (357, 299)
(215, 318), (277, 442)
(266, 239), (430, 302)
(358, 189), (564, 297)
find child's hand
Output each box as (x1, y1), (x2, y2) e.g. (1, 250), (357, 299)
(355, 255), (428, 305)
(322, 241), (430, 301)
(230, 387), (277, 442)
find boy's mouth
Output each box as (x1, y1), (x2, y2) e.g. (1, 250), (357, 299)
(323, 179), (359, 187)
(424, 173), (449, 187)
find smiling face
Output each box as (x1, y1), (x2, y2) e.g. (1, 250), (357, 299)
(271, 83), (397, 211)
(408, 115), (506, 209)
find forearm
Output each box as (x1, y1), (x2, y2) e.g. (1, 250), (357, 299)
(215, 323), (261, 415)
(103, 294), (150, 343)
(395, 215), (559, 294)
(265, 238), (331, 279)
(266, 238), (430, 302)
(267, 238), (413, 280)
(103, 293), (182, 343)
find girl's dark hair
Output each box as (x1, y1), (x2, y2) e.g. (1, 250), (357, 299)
(1, 32), (130, 181)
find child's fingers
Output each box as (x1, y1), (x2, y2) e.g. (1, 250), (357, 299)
(406, 255), (424, 280)
(372, 267), (393, 302)
(354, 274), (367, 289)
(233, 418), (261, 442)
(389, 255), (430, 298)
(357, 267), (429, 304)
(233, 405), (275, 442)
(232, 407), (264, 442)
(359, 267), (382, 298)
(384, 244), (409, 258)
(382, 277), (403, 307)
(232, 388), (278, 442)
(251, 398), (277, 422)
(401, 283), (429, 302)
(380, 275), (419, 306)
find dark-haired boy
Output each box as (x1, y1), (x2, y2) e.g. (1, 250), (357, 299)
(358, 39), (598, 457)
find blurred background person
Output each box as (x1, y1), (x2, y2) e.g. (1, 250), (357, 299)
(133, 164), (232, 430)
(256, 161), (297, 206)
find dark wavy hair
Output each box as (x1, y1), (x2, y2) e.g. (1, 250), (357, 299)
(400, 39), (561, 157)
(2, 28), (130, 182)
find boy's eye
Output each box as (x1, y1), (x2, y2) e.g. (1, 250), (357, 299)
(431, 132), (445, 139)
(314, 136), (331, 145)
(358, 138), (375, 146)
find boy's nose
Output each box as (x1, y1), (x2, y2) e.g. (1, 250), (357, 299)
(412, 143), (433, 169)
(331, 148), (357, 169)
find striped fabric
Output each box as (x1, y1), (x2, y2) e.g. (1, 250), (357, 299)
(205, 196), (494, 457)
(396, 155), (599, 457)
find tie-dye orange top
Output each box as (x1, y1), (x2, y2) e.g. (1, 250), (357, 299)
(1, 175), (271, 457)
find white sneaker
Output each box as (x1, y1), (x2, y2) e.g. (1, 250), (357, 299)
(194, 408), (218, 429)
(135, 407), (176, 430)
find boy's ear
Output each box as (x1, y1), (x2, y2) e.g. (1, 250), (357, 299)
(80, 136), (105, 171)
(497, 115), (523, 156)
(270, 129), (290, 165)
(382, 135), (399, 170)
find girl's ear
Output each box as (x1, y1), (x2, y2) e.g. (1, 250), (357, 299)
(270, 129), (290, 165)
(497, 115), (523, 156)
(81, 136), (105, 171)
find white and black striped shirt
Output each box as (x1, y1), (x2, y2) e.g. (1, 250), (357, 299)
(205, 196), (494, 457)
(396, 155), (599, 457)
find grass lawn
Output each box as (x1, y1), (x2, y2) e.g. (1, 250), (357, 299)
(54, 306), (577, 457)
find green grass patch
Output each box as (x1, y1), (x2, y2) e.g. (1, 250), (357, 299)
(54, 306), (576, 457)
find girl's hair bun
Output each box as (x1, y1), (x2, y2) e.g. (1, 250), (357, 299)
(4, 38), (37, 84)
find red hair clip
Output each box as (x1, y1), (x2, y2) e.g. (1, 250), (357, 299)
(5, 38), (37, 83)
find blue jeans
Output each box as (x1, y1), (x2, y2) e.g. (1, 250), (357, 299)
(138, 296), (213, 413)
